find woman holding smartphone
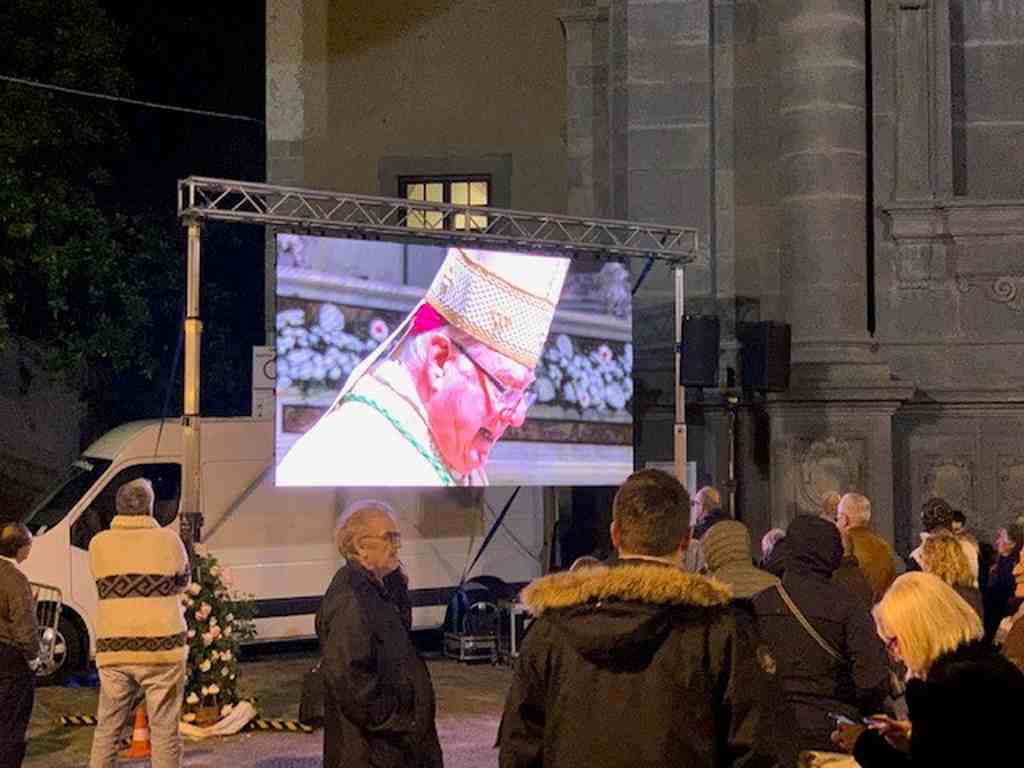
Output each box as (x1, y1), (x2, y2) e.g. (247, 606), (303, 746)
(831, 572), (1024, 766)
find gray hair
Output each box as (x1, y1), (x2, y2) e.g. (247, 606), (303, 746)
(839, 492), (872, 527)
(335, 499), (398, 559)
(115, 478), (155, 517)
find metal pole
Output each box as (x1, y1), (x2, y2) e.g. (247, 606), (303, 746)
(182, 219), (203, 557)
(673, 266), (687, 485)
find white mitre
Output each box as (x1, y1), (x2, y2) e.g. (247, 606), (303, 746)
(425, 248), (569, 368)
(325, 247), (569, 410)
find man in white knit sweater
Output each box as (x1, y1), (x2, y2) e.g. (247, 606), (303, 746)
(88, 478), (190, 768)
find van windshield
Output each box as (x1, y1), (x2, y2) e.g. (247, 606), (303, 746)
(25, 458), (112, 535)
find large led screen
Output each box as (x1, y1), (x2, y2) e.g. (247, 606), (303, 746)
(274, 234), (633, 486)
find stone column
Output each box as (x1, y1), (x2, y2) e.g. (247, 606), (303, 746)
(265, 0), (328, 343)
(561, 2), (611, 218)
(774, 0), (873, 364)
(763, 1), (916, 535)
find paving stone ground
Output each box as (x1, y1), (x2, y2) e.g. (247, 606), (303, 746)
(25, 642), (513, 768)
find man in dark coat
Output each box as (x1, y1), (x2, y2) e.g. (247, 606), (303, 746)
(752, 515), (889, 754)
(316, 501), (442, 768)
(498, 469), (794, 768)
(0, 523), (38, 768)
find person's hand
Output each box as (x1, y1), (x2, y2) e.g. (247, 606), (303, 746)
(830, 723), (865, 753)
(865, 714), (912, 753)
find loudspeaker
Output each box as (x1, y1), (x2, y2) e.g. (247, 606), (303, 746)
(739, 321), (791, 392)
(680, 315), (720, 388)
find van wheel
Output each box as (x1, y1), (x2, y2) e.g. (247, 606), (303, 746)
(37, 616), (85, 686)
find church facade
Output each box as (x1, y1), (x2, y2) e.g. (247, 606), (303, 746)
(266, 0), (1024, 553)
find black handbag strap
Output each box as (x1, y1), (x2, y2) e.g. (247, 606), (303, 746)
(775, 583), (844, 662)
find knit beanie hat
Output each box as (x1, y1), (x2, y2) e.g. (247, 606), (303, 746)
(702, 520), (753, 572)
(921, 497), (954, 533)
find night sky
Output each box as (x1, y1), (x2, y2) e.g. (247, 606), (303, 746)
(97, 2), (267, 421)
(98, 1), (265, 216)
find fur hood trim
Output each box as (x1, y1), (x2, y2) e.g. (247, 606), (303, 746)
(521, 562), (733, 616)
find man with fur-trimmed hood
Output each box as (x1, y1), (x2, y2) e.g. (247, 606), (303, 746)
(498, 469), (793, 768)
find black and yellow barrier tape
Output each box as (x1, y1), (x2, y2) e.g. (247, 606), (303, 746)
(244, 718), (315, 733)
(60, 714), (98, 726)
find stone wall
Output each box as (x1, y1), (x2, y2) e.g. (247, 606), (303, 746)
(0, 340), (82, 520)
(951, 0), (1024, 198)
(264, 0), (1024, 544)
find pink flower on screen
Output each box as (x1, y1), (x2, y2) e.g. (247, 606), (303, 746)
(369, 318), (390, 342)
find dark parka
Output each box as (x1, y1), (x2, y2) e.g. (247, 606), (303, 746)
(316, 562), (442, 768)
(854, 640), (1024, 767)
(498, 559), (796, 768)
(751, 516), (889, 754)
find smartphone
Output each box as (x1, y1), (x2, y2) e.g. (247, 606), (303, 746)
(828, 712), (856, 727)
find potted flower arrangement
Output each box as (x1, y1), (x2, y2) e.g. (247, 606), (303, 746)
(181, 545), (256, 727)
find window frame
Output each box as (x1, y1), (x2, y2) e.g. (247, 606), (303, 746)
(399, 174), (492, 231)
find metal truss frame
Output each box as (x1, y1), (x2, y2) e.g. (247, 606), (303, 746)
(178, 176), (697, 264)
(174, 176), (696, 553)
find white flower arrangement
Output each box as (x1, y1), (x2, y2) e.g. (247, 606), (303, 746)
(276, 305), (397, 393)
(278, 305), (634, 418)
(184, 547), (256, 725)
(537, 337), (632, 417)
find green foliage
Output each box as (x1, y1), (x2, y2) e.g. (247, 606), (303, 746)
(181, 546), (257, 723)
(0, 0), (180, 378)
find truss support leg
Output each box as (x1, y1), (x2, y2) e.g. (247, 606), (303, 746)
(673, 265), (687, 485)
(182, 219), (203, 556)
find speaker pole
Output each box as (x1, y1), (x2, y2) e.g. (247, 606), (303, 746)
(725, 392), (739, 518)
(673, 265), (687, 485)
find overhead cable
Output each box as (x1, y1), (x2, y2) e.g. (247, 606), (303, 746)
(0, 73), (264, 125)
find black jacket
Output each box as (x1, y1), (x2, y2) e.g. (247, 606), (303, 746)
(316, 562), (442, 768)
(984, 552), (1022, 639)
(854, 640), (1024, 766)
(751, 516), (889, 753)
(498, 558), (795, 768)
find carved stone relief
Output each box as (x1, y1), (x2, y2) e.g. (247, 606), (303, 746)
(920, 455), (974, 515)
(997, 455), (1024, 525)
(955, 273), (1024, 314)
(794, 437), (865, 516)
(894, 243), (933, 289)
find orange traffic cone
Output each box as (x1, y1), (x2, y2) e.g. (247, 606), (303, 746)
(120, 705), (152, 759)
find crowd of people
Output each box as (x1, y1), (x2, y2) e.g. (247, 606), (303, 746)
(4, 469), (1024, 768)
(499, 477), (1024, 767)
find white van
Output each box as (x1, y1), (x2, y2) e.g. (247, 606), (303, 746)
(20, 417), (550, 681)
